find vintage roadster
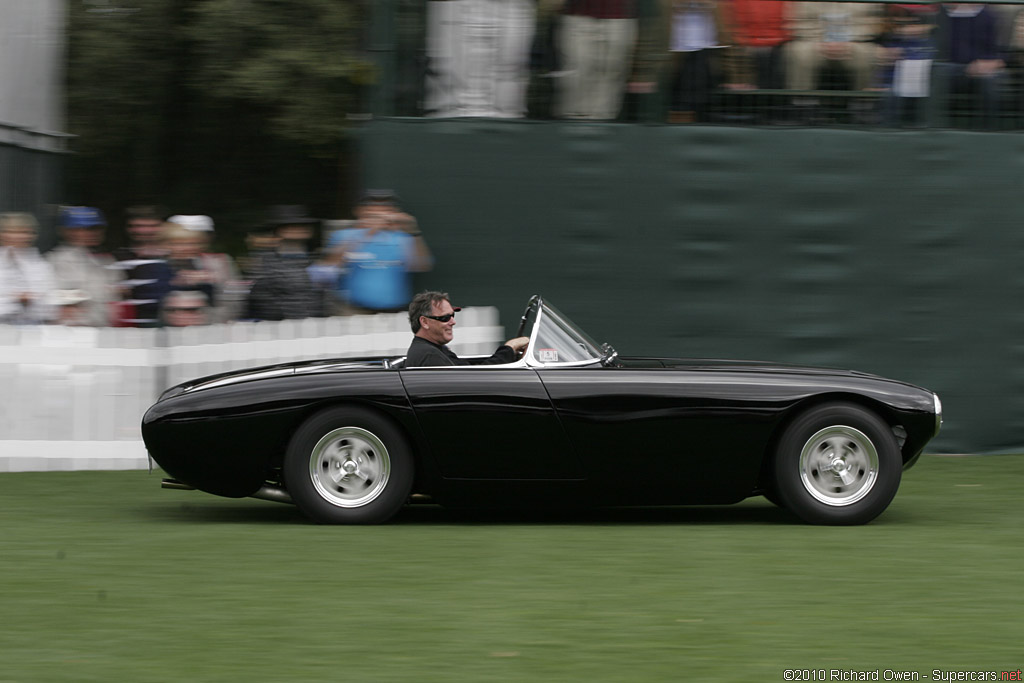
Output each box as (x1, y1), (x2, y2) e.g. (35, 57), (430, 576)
(143, 296), (941, 525)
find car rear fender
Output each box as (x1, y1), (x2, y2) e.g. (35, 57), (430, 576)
(273, 398), (439, 496)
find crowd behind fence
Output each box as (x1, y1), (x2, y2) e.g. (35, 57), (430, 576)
(0, 308), (504, 472)
(0, 195), (433, 330)
(375, 0), (1024, 131)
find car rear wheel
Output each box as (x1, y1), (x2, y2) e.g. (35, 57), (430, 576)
(285, 407), (413, 524)
(773, 403), (901, 525)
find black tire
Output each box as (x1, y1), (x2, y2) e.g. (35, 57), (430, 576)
(773, 403), (901, 525)
(284, 407), (413, 524)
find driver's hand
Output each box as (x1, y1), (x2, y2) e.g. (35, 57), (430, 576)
(505, 336), (530, 356)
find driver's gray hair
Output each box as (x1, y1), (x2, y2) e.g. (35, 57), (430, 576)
(408, 290), (450, 333)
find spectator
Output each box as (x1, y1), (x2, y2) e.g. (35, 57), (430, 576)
(247, 205), (324, 321)
(238, 220), (280, 281)
(425, 0), (537, 118)
(329, 191), (434, 315)
(45, 206), (122, 327)
(786, 1), (882, 92)
(163, 220), (217, 318)
(999, 3), (1024, 118)
(934, 3), (1005, 129)
(307, 229), (349, 317)
(236, 220), (279, 319)
(722, 0), (790, 90)
(879, 5), (937, 127)
(113, 205), (173, 327)
(166, 215), (243, 323)
(619, 0), (674, 122)
(668, 0), (729, 123)
(162, 289), (211, 327)
(555, 0), (640, 120)
(0, 212), (56, 325)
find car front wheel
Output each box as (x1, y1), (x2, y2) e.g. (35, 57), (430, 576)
(285, 407), (413, 524)
(773, 403), (902, 525)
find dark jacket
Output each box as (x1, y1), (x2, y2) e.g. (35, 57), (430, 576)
(113, 246), (174, 327)
(247, 250), (323, 321)
(405, 336), (517, 367)
(936, 5), (1001, 64)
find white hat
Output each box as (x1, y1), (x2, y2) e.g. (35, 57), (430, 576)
(52, 289), (90, 306)
(168, 215), (214, 232)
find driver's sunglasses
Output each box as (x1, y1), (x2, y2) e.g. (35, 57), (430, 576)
(422, 308), (460, 323)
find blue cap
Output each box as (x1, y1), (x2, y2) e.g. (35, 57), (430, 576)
(60, 206), (106, 228)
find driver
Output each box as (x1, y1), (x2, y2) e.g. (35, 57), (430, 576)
(405, 290), (529, 367)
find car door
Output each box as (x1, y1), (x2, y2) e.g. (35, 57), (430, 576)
(400, 366), (584, 480)
(536, 365), (773, 504)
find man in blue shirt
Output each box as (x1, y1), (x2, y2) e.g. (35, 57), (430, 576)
(329, 192), (433, 313)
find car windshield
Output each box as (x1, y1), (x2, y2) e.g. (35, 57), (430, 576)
(530, 299), (603, 365)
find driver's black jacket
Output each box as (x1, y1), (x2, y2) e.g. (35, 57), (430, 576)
(405, 336), (516, 367)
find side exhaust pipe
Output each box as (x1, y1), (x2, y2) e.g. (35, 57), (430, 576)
(251, 485), (292, 504)
(161, 478), (293, 504)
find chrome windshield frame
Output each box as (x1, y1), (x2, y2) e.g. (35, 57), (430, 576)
(523, 296), (603, 369)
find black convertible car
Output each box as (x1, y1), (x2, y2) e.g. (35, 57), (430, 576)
(143, 296), (941, 525)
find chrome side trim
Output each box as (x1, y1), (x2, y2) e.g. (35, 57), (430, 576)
(184, 367), (295, 393)
(401, 359), (532, 370)
(294, 361), (384, 374)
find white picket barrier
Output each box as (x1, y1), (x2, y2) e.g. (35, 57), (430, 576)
(0, 308), (504, 472)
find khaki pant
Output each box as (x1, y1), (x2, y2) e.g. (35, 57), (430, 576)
(555, 15), (638, 120)
(425, 0), (536, 118)
(785, 41), (875, 91)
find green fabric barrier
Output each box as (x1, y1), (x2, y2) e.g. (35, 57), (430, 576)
(361, 119), (1024, 454)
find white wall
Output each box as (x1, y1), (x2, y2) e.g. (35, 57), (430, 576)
(0, 0), (65, 140)
(0, 308), (504, 471)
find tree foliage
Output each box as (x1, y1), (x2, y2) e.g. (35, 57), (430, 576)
(66, 0), (372, 240)
(188, 0), (373, 147)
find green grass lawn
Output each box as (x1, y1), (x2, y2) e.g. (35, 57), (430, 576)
(2, 455), (1022, 682)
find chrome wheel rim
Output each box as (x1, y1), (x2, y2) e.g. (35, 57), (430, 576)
(309, 427), (390, 508)
(799, 425), (878, 506)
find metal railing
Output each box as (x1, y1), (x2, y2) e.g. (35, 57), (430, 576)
(367, 0), (1024, 131)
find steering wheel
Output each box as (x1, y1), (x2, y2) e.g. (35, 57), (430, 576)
(516, 295), (541, 339)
